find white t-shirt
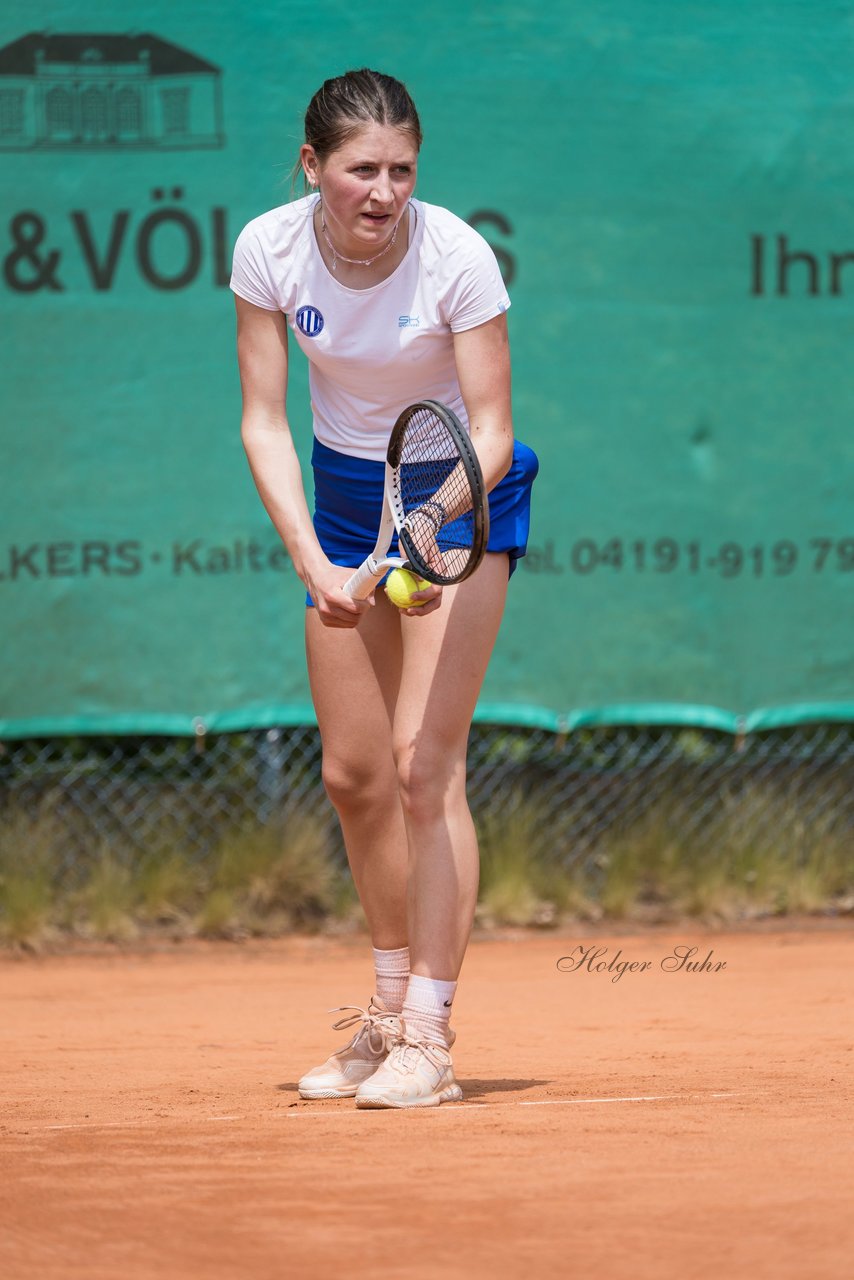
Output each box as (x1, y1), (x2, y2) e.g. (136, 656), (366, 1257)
(229, 194), (510, 460)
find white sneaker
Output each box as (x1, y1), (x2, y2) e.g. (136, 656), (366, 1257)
(298, 997), (403, 1100)
(354, 1027), (464, 1109)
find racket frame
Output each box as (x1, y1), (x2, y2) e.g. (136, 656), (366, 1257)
(343, 400), (489, 599)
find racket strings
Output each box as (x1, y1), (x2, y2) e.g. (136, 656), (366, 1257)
(397, 408), (477, 580)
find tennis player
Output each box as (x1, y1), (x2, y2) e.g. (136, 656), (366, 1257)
(231, 69), (538, 1108)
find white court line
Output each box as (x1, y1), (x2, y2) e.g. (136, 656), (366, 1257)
(519, 1091), (743, 1106)
(43, 1121), (152, 1131)
(285, 1090), (749, 1116)
(39, 1115), (246, 1132)
(29, 1093), (750, 1131)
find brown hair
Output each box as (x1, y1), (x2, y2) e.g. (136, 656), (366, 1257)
(293, 69), (422, 190)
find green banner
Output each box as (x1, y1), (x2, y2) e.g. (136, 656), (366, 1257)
(2, 2), (853, 737)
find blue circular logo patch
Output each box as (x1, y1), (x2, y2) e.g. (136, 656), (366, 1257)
(296, 305), (324, 337)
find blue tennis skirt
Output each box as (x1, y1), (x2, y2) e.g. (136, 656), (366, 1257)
(307, 436), (539, 605)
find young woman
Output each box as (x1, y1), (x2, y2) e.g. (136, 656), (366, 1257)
(231, 69), (537, 1108)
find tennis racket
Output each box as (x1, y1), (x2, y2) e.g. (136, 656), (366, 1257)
(343, 400), (489, 599)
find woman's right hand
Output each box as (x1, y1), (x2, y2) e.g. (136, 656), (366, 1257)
(307, 563), (375, 629)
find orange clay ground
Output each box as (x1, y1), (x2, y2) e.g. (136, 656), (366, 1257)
(1, 922), (852, 1280)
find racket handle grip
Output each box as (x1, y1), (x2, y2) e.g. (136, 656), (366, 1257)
(343, 559), (384, 599)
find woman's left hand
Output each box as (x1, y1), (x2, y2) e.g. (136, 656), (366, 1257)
(401, 581), (443, 616)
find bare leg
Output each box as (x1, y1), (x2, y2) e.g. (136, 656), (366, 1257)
(394, 554), (509, 980)
(305, 592), (408, 949)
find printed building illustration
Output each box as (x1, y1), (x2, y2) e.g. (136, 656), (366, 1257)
(0, 32), (223, 150)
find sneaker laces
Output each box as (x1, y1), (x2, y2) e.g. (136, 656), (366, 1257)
(387, 1027), (451, 1074)
(327, 1000), (404, 1055)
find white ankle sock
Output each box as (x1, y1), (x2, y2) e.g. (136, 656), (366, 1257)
(402, 973), (457, 1045)
(372, 945), (410, 1013)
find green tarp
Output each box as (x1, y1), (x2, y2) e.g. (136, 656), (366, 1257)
(2, 2), (852, 736)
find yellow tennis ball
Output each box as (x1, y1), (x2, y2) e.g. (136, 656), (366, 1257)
(385, 567), (431, 609)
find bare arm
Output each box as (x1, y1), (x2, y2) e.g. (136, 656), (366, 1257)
(453, 311), (514, 492)
(402, 312), (515, 617)
(235, 296), (370, 627)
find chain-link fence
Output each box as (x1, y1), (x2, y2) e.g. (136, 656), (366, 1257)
(1, 723), (852, 888)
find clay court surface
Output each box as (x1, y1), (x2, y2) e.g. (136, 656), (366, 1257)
(1, 923), (851, 1280)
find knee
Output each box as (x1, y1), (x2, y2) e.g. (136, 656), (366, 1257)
(394, 743), (464, 825)
(321, 754), (394, 814)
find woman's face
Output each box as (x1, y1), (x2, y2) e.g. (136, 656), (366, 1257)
(302, 121), (419, 255)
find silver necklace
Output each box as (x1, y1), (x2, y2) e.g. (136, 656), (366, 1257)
(319, 206), (399, 271)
